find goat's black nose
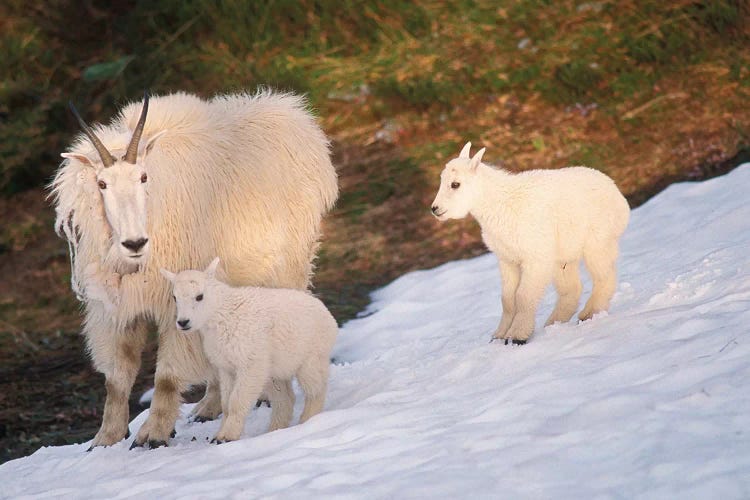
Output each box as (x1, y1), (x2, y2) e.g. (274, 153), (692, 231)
(122, 238), (148, 252)
(431, 206), (439, 214)
(177, 319), (190, 328)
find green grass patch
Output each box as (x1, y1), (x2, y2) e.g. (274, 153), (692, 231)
(1, 0), (748, 194)
(337, 156), (422, 221)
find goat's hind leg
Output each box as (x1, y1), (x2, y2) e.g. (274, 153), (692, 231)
(190, 374), (222, 423)
(579, 241), (618, 321)
(297, 356), (330, 424)
(546, 262), (582, 326)
(266, 379), (295, 432)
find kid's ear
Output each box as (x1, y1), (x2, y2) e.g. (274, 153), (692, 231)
(61, 152), (95, 167)
(159, 268), (176, 283)
(459, 141), (472, 159)
(205, 257), (221, 278)
(469, 147), (486, 172)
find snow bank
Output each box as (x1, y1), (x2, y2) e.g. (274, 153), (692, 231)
(2, 165), (750, 499)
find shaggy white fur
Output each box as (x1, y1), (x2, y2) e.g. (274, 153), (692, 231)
(431, 142), (630, 343)
(50, 90), (338, 448)
(161, 258), (338, 443)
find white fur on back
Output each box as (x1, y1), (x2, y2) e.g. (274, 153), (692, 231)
(198, 283), (338, 380)
(472, 166), (630, 263)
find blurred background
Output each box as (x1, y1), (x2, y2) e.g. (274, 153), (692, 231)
(1, 0), (748, 462)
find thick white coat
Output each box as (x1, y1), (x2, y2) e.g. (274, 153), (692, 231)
(50, 90), (338, 447)
(431, 142), (630, 342)
(162, 258), (338, 443)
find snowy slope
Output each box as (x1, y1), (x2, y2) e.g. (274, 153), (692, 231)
(3, 165), (750, 499)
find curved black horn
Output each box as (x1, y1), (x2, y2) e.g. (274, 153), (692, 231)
(68, 101), (116, 167)
(123, 91), (150, 164)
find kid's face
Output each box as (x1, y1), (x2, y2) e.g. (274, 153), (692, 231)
(166, 270), (210, 332)
(431, 159), (476, 221)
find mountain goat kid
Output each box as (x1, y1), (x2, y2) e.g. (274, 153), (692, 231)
(431, 142), (630, 344)
(161, 258), (338, 443)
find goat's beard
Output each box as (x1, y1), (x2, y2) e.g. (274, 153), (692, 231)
(104, 242), (142, 275)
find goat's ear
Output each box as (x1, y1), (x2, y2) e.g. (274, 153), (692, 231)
(469, 147), (486, 172)
(459, 142), (472, 159)
(61, 152), (95, 167)
(160, 268), (176, 283)
(205, 257), (221, 279)
(141, 130), (168, 157)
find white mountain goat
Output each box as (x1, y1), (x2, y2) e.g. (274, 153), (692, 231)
(160, 257), (338, 443)
(431, 142), (630, 344)
(50, 90), (338, 449)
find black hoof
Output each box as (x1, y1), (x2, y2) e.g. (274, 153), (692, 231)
(505, 338), (527, 345)
(255, 398), (270, 408)
(86, 444), (94, 452)
(147, 439), (168, 449)
(129, 440), (143, 450)
(170, 429), (176, 438)
(191, 415), (215, 423)
(210, 438), (224, 445)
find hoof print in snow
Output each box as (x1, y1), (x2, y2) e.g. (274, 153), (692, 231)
(191, 436), (197, 442)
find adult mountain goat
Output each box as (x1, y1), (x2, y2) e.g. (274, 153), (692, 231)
(51, 90), (338, 449)
(431, 142), (629, 344)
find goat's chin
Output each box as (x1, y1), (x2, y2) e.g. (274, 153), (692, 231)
(110, 254), (144, 275)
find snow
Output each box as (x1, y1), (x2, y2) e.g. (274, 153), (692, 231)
(138, 388), (154, 406)
(3, 165), (750, 499)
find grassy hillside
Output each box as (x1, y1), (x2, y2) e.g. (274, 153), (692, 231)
(1, 0), (748, 461)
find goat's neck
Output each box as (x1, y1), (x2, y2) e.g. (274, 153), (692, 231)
(470, 164), (517, 228)
(204, 280), (233, 326)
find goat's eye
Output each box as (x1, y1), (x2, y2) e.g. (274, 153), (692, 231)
(140, 173), (148, 183)
(451, 181), (460, 189)
(196, 294), (203, 302)
(98, 180), (107, 190)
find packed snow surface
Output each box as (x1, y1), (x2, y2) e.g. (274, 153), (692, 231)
(3, 165), (750, 499)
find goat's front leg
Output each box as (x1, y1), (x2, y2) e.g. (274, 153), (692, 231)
(213, 363), (268, 443)
(492, 258), (520, 341)
(132, 326), (206, 449)
(501, 264), (551, 344)
(88, 316), (147, 448)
